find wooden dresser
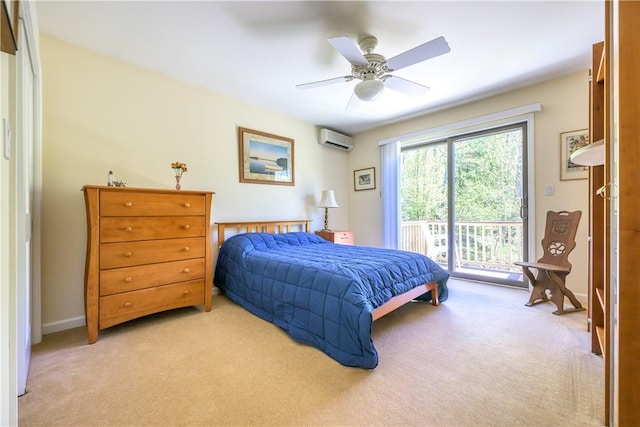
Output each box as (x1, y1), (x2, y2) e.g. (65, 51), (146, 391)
(83, 185), (214, 343)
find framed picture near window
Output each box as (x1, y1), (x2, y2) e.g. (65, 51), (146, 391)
(238, 127), (295, 186)
(560, 129), (589, 181)
(1, 0), (19, 54)
(354, 167), (376, 191)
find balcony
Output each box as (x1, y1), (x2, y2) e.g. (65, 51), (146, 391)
(401, 221), (524, 280)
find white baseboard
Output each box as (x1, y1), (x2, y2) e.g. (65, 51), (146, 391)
(576, 292), (588, 306)
(41, 289), (221, 335)
(42, 316), (85, 335)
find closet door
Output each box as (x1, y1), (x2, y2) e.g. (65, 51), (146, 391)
(15, 16), (35, 397)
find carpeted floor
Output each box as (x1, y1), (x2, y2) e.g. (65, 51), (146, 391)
(18, 279), (604, 426)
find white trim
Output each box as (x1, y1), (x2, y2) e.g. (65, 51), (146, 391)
(42, 316), (86, 335)
(21, 3), (43, 346)
(378, 103), (542, 146)
(524, 113), (537, 265)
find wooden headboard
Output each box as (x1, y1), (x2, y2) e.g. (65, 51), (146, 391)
(216, 220), (312, 247)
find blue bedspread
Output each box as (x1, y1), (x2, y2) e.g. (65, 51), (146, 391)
(214, 232), (449, 369)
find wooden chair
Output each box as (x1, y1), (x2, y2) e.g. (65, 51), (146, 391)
(515, 210), (585, 315)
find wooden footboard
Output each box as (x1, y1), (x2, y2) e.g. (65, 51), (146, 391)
(372, 281), (439, 321)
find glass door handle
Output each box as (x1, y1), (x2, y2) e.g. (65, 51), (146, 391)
(520, 197), (528, 220)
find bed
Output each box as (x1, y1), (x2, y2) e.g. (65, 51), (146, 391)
(213, 220), (450, 369)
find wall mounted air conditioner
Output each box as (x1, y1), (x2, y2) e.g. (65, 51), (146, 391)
(318, 128), (354, 152)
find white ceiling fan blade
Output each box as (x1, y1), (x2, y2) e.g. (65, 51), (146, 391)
(296, 76), (353, 89)
(386, 36), (450, 71)
(384, 75), (430, 97)
(345, 93), (363, 111)
(327, 36), (369, 66)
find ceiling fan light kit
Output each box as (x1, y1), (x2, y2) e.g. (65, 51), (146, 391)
(296, 34), (450, 108)
(355, 78), (384, 101)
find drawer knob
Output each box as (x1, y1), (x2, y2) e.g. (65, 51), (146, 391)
(183, 290), (190, 295)
(124, 201), (133, 207)
(124, 252), (132, 257)
(184, 202), (191, 208)
(183, 268), (190, 273)
(183, 224), (191, 230)
(124, 276), (132, 282)
(183, 246), (190, 252)
(125, 226), (133, 232)
(124, 301), (132, 308)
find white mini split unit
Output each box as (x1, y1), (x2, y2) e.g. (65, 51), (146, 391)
(318, 128), (354, 151)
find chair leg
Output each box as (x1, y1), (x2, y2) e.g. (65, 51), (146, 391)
(521, 267), (549, 306)
(547, 271), (586, 315)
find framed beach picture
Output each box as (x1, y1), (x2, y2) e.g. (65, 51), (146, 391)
(560, 129), (589, 181)
(354, 167), (376, 191)
(238, 127), (295, 186)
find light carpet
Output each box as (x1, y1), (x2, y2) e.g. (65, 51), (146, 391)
(18, 279), (604, 426)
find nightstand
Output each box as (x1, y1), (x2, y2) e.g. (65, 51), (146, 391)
(315, 230), (354, 245)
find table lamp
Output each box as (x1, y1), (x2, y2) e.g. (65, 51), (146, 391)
(318, 190), (339, 232)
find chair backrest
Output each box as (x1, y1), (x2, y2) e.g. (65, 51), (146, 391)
(537, 210), (582, 269)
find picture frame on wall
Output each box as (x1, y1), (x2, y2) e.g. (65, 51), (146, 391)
(560, 129), (589, 181)
(1, 0), (19, 55)
(354, 167), (376, 191)
(238, 127), (295, 186)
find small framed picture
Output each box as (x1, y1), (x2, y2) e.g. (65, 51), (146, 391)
(238, 127), (295, 186)
(354, 167), (376, 191)
(560, 129), (589, 181)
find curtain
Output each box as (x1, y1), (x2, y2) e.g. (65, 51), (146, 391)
(380, 141), (400, 249)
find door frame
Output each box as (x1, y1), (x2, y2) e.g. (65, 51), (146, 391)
(445, 122), (529, 287)
(395, 105), (539, 287)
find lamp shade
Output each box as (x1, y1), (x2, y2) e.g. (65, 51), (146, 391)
(318, 190), (339, 208)
(354, 79), (384, 101)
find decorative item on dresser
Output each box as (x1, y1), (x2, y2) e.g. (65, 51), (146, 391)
(315, 230), (354, 245)
(82, 185), (214, 344)
(171, 161), (188, 190)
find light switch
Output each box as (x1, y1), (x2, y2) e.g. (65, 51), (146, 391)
(3, 118), (10, 160)
(544, 184), (554, 196)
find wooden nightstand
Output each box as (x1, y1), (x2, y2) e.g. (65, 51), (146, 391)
(315, 230), (354, 245)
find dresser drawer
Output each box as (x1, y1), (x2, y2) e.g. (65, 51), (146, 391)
(100, 191), (205, 217)
(333, 231), (354, 245)
(100, 216), (205, 243)
(100, 237), (205, 269)
(315, 230), (354, 245)
(100, 258), (205, 296)
(99, 280), (205, 329)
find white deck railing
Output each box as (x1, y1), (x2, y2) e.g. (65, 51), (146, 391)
(401, 220), (523, 272)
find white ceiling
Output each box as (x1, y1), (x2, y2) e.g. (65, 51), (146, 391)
(35, 1), (604, 135)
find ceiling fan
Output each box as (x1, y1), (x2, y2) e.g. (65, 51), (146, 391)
(296, 34), (451, 107)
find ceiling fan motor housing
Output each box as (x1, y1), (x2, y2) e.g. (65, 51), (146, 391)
(351, 53), (388, 81)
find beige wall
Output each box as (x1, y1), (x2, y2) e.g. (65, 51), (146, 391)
(40, 35), (351, 331)
(41, 34), (591, 331)
(348, 71), (590, 298)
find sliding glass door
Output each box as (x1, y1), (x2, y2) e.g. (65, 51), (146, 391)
(400, 123), (528, 288)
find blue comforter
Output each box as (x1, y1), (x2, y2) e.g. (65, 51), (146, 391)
(214, 232), (449, 369)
